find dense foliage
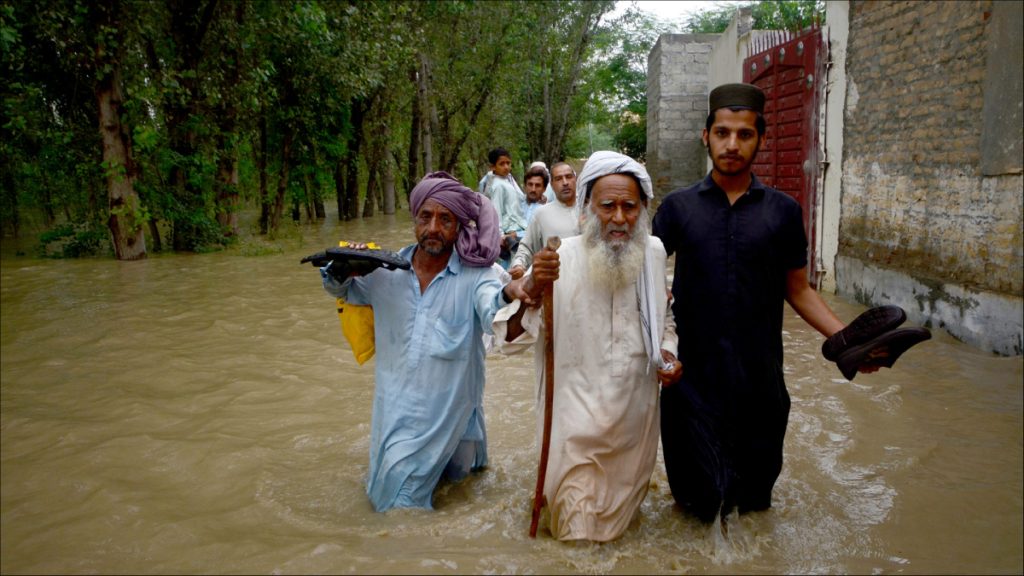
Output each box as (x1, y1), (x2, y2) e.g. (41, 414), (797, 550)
(3, 1), (807, 258)
(684, 0), (824, 33)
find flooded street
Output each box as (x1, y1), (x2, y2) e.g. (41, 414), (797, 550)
(1, 211), (1021, 574)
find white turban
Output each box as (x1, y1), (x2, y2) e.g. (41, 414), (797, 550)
(574, 151), (668, 372)
(575, 150), (653, 220)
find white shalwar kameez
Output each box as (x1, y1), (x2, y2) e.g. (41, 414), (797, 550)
(493, 235), (677, 541)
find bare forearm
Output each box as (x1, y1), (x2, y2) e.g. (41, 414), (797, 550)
(787, 287), (844, 337)
(512, 222), (540, 270)
(504, 301), (528, 342)
(505, 242), (560, 340)
(786, 268), (844, 337)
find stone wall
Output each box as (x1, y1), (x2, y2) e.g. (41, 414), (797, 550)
(646, 33), (718, 201)
(840, 0), (1023, 354)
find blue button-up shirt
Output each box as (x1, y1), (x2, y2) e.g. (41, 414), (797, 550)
(523, 200), (543, 228)
(322, 245), (507, 511)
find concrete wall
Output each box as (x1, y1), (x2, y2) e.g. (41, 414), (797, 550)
(646, 33), (718, 200)
(819, 1), (850, 293)
(708, 8), (752, 105)
(838, 0), (1023, 355)
(646, 9), (755, 199)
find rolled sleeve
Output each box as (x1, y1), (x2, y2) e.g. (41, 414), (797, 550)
(491, 299), (542, 355)
(321, 266), (371, 305)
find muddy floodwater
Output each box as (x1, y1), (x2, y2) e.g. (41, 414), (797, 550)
(2, 211), (1021, 574)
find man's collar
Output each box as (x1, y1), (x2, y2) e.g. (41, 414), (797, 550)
(698, 172), (767, 200)
(402, 244), (463, 276)
(446, 249), (463, 274)
(696, 173), (718, 194)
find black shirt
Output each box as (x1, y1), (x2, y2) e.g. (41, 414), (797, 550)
(652, 173), (807, 402)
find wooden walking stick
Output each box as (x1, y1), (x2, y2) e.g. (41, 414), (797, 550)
(530, 236), (560, 538)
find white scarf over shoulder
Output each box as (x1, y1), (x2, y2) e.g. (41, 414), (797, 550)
(575, 151), (668, 371)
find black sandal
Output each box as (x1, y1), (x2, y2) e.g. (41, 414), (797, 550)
(301, 244), (411, 277)
(822, 305), (907, 361)
(835, 326), (932, 380)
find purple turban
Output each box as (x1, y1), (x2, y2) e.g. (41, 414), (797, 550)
(409, 171), (501, 267)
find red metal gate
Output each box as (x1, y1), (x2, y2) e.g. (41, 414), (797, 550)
(743, 26), (826, 281)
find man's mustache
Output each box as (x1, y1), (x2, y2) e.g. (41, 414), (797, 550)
(604, 223), (631, 234)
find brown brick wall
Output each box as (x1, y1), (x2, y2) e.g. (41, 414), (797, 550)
(841, 0), (1022, 295)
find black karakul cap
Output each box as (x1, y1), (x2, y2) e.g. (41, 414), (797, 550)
(709, 83), (766, 114)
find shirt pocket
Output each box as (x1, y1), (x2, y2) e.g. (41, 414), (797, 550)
(429, 316), (472, 360)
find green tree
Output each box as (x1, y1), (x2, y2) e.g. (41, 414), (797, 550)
(3, 1), (669, 253)
(2, 0), (150, 258)
(397, 1), (615, 189)
(685, 0), (824, 34)
(516, 0), (615, 164)
(569, 4), (675, 161)
(92, 0), (147, 259)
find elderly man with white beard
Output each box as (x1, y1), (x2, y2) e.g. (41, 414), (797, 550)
(492, 151), (682, 542)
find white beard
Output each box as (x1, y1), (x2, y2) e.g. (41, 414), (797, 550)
(581, 205), (650, 292)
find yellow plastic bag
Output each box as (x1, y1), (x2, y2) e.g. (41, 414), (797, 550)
(332, 241), (387, 364)
(337, 297), (375, 365)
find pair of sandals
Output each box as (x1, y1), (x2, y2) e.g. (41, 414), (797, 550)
(822, 305), (931, 380)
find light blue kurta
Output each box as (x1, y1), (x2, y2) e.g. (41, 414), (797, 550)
(523, 200), (543, 227)
(322, 245), (507, 511)
(489, 177), (527, 234)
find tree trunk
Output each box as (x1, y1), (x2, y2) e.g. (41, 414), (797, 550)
(269, 130), (292, 232)
(363, 129), (384, 218)
(40, 175), (56, 226)
(148, 218), (162, 252)
(543, 71), (553, 159)
(383, 152), (396, 215)
(335, 163), (346, 222)
(407, 64), (421, 193)
(165, 0), (219, 251)
(343, 100), (367, 220)
(96, 37), (146, 260)
(214, 1), (244, 238)
(303, 171), (315, 221)
(344, 152), (360, 220)
(1, 161), (20, 238)
(362, 164), (377, 217)
(312, 153), (325, 220)
(549, 8), (600, 161)
(418, 54), (434, 174)
(438, 25), (507, 173)
(215, 156), (240, 236)
(313, 194), (326, 220)
(258, 116), (270, 234)
(377, 167), (385, 213)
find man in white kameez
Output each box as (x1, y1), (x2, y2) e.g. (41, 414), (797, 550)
(508, 162), (579, 280)
(493, 151), (683, 542)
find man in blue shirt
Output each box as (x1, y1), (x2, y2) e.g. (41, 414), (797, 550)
(321, 171), (539, 512)
(521, 164), (549, 227)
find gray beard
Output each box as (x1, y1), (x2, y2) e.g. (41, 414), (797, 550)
(581, 205), (650, 292)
